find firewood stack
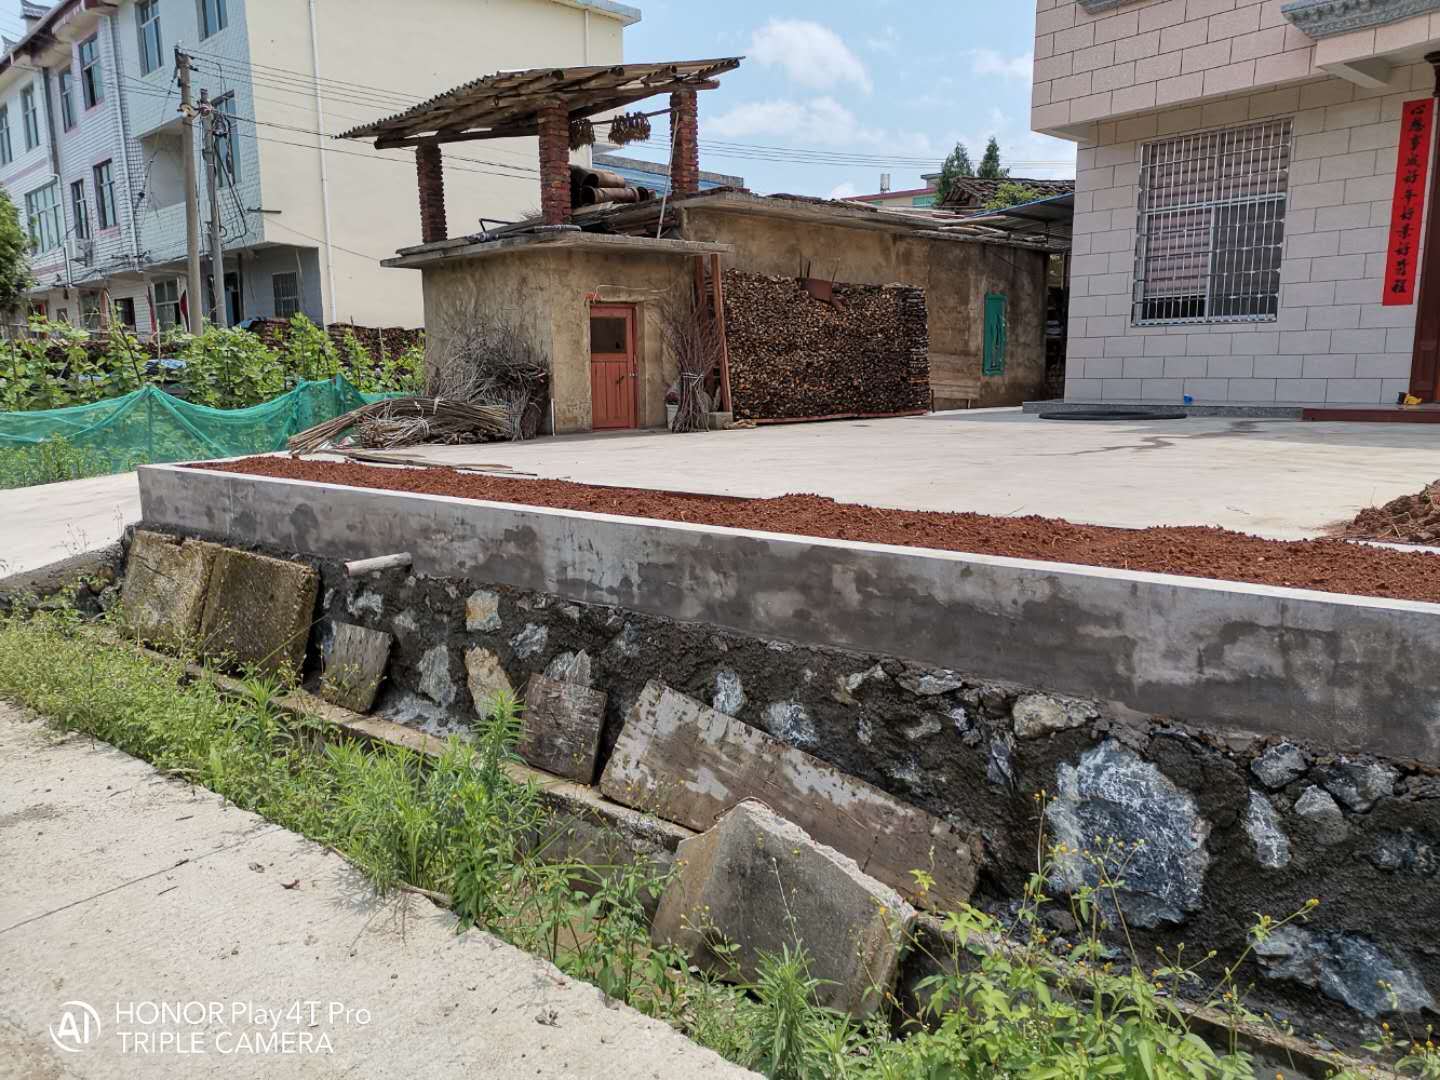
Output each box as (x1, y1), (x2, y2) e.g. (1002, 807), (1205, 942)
(722, 270), (930, 422)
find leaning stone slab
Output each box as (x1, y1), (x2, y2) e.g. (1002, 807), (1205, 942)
(198, 547), (318, 677)
(600, 681), (982, 907)
(120, 531), (221, 647)
(652, 799), (914, 1017)
(521, 674), (607, 783)
(321, 623), (392, 713)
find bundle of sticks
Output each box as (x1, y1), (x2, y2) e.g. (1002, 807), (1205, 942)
(287, 397), (511, 454)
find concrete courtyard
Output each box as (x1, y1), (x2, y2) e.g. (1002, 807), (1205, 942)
(399, 410), (1439, 541)
(2, 410), (1436, 576)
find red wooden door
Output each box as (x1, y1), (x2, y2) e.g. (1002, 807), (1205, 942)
(590, 305), (637, 429)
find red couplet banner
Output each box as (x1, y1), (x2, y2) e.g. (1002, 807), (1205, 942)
(1384, 97), (1437, 306)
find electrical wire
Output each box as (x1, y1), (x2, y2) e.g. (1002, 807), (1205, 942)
(262, 216), (387, 264)
(176, 51), (1073, 175)
(121, 78), (537, 183)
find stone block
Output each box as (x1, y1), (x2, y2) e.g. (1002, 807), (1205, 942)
(465, 588), (501, 632)
(465, 647), (514, 716)
(520, 674), (606, 783)
(321, 623), (392, 713)
(198, 548), (319, 677)
(600, 682), (982, 908)
(651, 800), (914, 1017)
(120, 531), (220, 647)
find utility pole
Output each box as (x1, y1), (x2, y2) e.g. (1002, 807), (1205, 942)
(177, 48), (204, 333)
(201, 88), (227, 329)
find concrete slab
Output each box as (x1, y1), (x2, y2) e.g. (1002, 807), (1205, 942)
(601, 683), (982, 907)
(198, 548), (319, 677)
(0, 703), (755, 1079)
(652, 800), (914, 1018)
(0, 470), (140, 576)
(389, 411), (1440, 541)
(120, 531), (219, 647)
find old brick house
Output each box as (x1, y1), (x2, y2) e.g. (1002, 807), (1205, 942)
(344, 60), (1063, 433)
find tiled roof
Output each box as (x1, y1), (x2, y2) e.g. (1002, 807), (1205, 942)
(939, 177), (1075, 210)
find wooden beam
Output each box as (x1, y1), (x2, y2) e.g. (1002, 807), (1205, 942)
(711, 252), (732, 413)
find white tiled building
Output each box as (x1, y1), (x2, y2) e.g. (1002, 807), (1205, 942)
(0, 0), (637, 337)
(1032, 0), (1440, 405)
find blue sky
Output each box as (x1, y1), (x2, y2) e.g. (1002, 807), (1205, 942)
(624, 1), (1078, 197)
(0, 1), (1077, 200)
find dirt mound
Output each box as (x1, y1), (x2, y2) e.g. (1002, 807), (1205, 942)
(1343, 480), (1440, 545)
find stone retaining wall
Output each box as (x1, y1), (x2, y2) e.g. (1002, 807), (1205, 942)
(310, 558), (1439, 1044)
(136, 464), (1440, 763)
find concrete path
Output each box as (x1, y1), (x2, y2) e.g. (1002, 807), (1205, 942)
(398, 410), (1440, 540)
(0, 472), (140, 576)
(0, 704), (754, 1079)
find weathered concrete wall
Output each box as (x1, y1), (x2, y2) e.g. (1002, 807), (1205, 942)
(680, 206), (1049, 407)
(119, 510), (1440, 1042)
(138, 465), (1440, 764)
(421, 248), (693, 433)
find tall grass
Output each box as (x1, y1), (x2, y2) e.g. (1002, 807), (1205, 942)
(0, 609), (1423, 1079)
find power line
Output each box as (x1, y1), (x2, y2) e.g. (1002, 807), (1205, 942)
(157, 62), (541, 175)
(263, 216), (387, 264)
(176, 51), (1073, 175)
(121, 78), (538, 183)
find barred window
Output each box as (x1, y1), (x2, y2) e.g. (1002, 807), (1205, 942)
(1133, 119), (1291, 325)
(272, 272), (300, 317)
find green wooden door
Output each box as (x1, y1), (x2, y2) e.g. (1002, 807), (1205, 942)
(983, 293), (1008, 377)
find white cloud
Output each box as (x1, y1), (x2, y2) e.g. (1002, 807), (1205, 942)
(748, 19), (873, 94)
(829, 181), (859, 199)
(970, 49), (1034, 80)
(708, 97), (935, 156)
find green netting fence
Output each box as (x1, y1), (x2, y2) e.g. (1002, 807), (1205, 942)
(0, 375), (391, 476)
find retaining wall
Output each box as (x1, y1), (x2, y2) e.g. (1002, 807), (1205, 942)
(137, 463), (1440, 764)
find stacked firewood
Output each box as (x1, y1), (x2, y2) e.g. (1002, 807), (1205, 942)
(722, 270), (930, 422)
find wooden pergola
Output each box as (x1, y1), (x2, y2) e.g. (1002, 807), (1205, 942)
(339, 59), (742, 235)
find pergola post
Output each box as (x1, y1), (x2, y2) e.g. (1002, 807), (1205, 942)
(416, 144), (447, 244)
(537, 102), (572, 225)
(670, 89), (699, 196)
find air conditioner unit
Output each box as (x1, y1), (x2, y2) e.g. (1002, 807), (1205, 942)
(66, 237), (94, 266)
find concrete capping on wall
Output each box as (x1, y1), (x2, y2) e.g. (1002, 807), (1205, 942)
(137, 463), (1440, 763)
(1281, 0), (1440, 38)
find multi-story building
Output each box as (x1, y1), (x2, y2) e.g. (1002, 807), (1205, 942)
(0, 0), (637, 336)
(1032, 0), (1440, 406)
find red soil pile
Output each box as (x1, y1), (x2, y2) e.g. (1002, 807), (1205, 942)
(1342, 479), (1440, 546)
(197, 457), (1440, 605)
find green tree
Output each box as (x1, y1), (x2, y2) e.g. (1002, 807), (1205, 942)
(978, 136), (1009, 179)
(0, 188), (33, 320)
(982, 181), (1044, 211)
(935, 141), (975, 203)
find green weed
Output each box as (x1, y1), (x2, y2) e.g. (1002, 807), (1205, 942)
(0, 611), (1408, 1079)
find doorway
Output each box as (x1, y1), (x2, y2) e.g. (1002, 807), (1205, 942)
(589, 304), (638, 429)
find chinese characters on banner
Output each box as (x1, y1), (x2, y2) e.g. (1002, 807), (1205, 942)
(1383, 98), (1436, 306)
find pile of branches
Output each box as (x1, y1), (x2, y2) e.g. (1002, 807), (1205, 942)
(1343, 478), (1440, 545)
(287, 398), (509, 453)
(430, 302), (549, 441)
(658, 283), (721, 433)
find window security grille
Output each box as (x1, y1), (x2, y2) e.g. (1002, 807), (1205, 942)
(1133, 119), (1291, 325)
(272, 272), (300, 317)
